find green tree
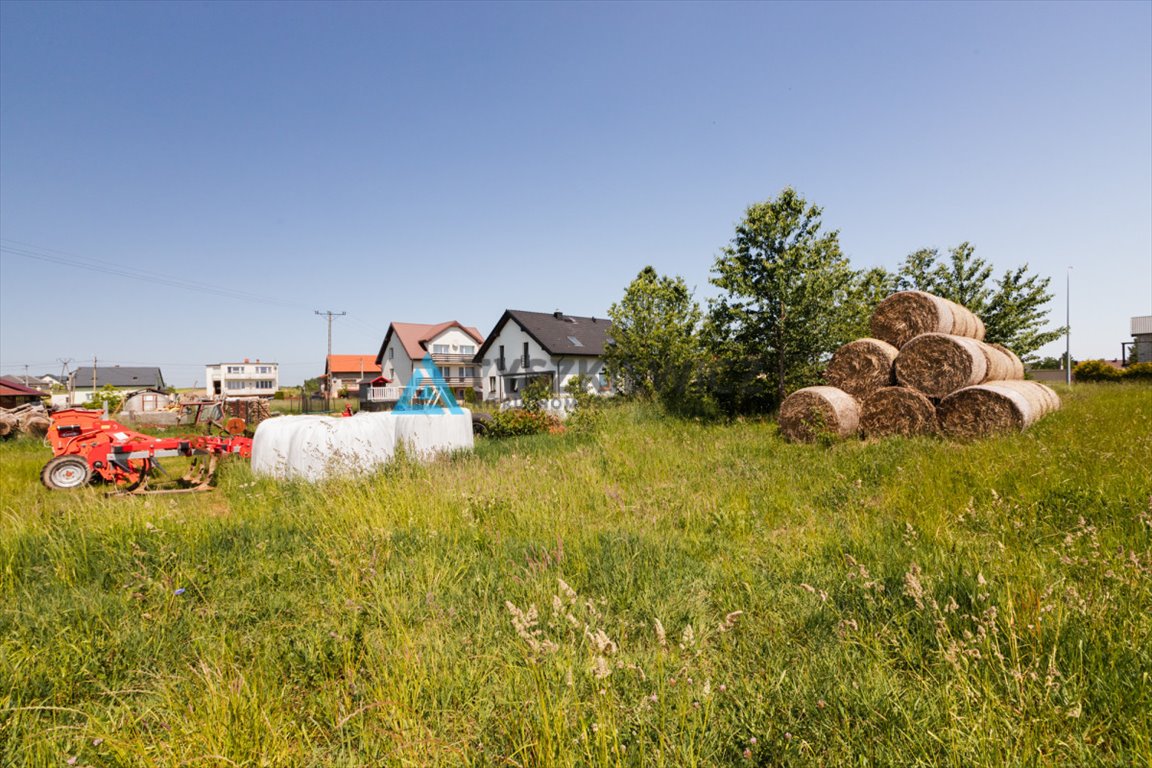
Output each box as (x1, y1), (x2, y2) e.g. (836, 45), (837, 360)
(605, 267), (703, 411)
(896, 243), (1063, 359)
(707, 188), (858, 412)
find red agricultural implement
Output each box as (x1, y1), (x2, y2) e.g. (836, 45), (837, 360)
(41, 408), (252, 494)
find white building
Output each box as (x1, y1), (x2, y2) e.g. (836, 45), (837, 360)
(368, 321), (484, 405)
(474, 310), (613, 401)
(206, 359), (279, 398)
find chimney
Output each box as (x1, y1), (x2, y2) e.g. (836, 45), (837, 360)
(244, 358), (250, 363)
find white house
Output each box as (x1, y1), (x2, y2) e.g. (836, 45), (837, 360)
(205, 359), (279, 398)
(369, 321), (484, 405)
(473, 310), (613, 401)
(57, 366), (167, 406)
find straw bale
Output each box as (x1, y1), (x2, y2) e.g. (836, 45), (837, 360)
(824, 338), (899, 398)
(870, 291), (986, 348)
(979, 342), (1019, 382)
(778, 386), (860, 442)
(938, 381), (1060, 439)
(990, 343), (1025, 380)
(895, 333), (989, 397)
(860, 386), (938, 438)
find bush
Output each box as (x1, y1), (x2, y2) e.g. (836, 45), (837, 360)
(520, 377), (553, 412)
(1073, 359), (1122, 382)
(1122, 362), (1152, 382)
(273, 389), (286, 400)
(486, 408), (560, 438)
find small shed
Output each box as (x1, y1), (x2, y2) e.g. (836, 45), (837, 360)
(121, 388), (174, 414)
(0, 379), (47, 409)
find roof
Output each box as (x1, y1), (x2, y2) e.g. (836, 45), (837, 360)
(0, 379), (47, 397)
(1, 374), (50, 391)
(375, 321), (484, 364)
(1133, 316), (1152, 335)
(475, 310), (612, 361)
(71, 366), (166, 389)
(326, 354), (382, 376)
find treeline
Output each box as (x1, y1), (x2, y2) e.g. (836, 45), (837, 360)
(604, 188), (1063, 417)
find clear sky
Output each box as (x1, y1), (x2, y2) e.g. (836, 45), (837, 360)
(2, 0), (1149, 388)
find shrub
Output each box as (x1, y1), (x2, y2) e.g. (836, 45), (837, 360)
(1073, 359), (1122, 382)
(273, 389), (286, 400)
(487, 408), (560, 438)
(520, 377), (553, 412)
(1122, 362), (1152, 382)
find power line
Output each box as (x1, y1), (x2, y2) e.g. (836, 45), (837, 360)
(0, 238), (310, 310)
(315, 310), (346, 359)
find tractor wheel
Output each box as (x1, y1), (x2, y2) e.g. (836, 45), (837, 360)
(41, 456), (93, 491)
(471, 411), (493, 436)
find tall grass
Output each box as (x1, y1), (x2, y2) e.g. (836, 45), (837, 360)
(1, 384), (1149, 766)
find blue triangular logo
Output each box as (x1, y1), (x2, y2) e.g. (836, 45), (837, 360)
(393, 354), (464, 415)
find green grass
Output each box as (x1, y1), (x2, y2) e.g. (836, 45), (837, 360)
(2, 384), (1150, 766)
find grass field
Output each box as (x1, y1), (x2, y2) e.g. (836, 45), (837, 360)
(2, 384), (1150, 767)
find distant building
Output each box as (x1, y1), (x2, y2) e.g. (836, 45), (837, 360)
(1131, 316), (1152, 364)
(205, 359), (279, 398)
(367, 321), (484, 405)
(0, 374), (55, 393)
(65, 366), (166, 406)
(324, 354), (382, 397)
(474, 310), (613, 401)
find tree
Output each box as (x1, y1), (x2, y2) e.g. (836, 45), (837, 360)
(605, 267), (705, 413)
(707, 188), (858, 413)
(895, 243), (1063, 359)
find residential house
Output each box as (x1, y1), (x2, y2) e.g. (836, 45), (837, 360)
(63, 366), (166, 406)
(0, 374), (57, 394)
(324, 354), (382, 398)
(474, 310), (613, 401)
(368, 321), (484, 405)
(1131, 315), (1152, 364)
(205, 360), (279, 398)
(0, 378), (47, 409)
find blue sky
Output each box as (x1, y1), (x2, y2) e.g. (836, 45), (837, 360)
(2, 1), (1149, 387)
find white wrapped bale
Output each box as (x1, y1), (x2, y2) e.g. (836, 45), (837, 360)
(251, 410), (473, 482)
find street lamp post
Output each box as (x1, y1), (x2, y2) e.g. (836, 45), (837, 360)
(1065, 267), (1072, 387)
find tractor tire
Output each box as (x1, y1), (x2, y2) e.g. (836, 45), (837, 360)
(471, 411), (493, 436)
(41, 456), (92, 491)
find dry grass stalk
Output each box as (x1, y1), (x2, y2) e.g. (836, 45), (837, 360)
(938, 380), (1061, 439)
(860, 386), (939, 438)
(778, 386), (860, 442)
(824, 338), (899, 398)
(870, 291), (986, 348)
(895, 333), (989, 398)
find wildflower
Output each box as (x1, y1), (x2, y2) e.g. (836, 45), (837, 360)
(174, 588), (186, 596)
(718, 684), (727, 693)
(743, 748), (752, 759)
(903, 563), (925, 609)
(817, 699), (826, 709)
(785, 732), (792, 740)
(750, 737), (758, 745)
(654, 618), (667, 648)
(680, 624), (695, 649)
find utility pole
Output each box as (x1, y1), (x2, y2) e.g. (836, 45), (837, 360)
(315, 310), (346, 399)
(1065, 268), (1072, 387)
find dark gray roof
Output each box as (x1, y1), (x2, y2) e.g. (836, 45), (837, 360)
(71, 366), (166, 389)
(475, 310), (612, 361)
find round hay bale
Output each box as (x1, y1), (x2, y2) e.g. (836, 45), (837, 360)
(0, 412), (16, 437)
(778, 386), (860, 443)
(860, 386), (938, 438)
(869, 291), (986, 348)
(979, 342), (1018, 382)
(895, 333), (989, 398)
(938, 380), (1059, 439)
(824, 338), (899, 398)
(990, 343), (1025, 380)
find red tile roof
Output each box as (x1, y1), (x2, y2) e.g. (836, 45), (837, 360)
(0, 379), (47, 397)
(375, 321), (484, 363)
(325, 354), (382, 376)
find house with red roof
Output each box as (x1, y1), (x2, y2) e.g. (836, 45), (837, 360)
(370, 321), (484, 405)
(323, 354), (382, 397)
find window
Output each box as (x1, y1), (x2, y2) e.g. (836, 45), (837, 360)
(459, 366), (475, 378)
(567, 336), (584, 348)
(432, 344), (450, 354)
(255, 380), (274, 389)
(489, 376), (496, 392)
(497, 345), (505, 371)
(226, 380), (246, 390)
(255, 366), (272, 374)
(522, 342), (530, 368)
(460, 344), (475, 355)
(388, 347), (394, 359)
(227, 366), (244, 374)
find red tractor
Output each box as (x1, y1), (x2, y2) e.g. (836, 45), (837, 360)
(41, 408), (252, 494)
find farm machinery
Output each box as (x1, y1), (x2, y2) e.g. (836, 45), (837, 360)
(40, 408), (252, 494)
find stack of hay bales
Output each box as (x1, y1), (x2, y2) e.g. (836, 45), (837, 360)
(779, 290), (1059, 442)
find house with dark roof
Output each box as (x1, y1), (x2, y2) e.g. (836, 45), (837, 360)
(65, 366), (166, 405)
(370, 321), (485, 404)
(0, 378), (48, 409)
(473, 310), (613, 401)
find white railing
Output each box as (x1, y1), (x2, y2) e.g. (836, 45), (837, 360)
(366, 386), (403, 402)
